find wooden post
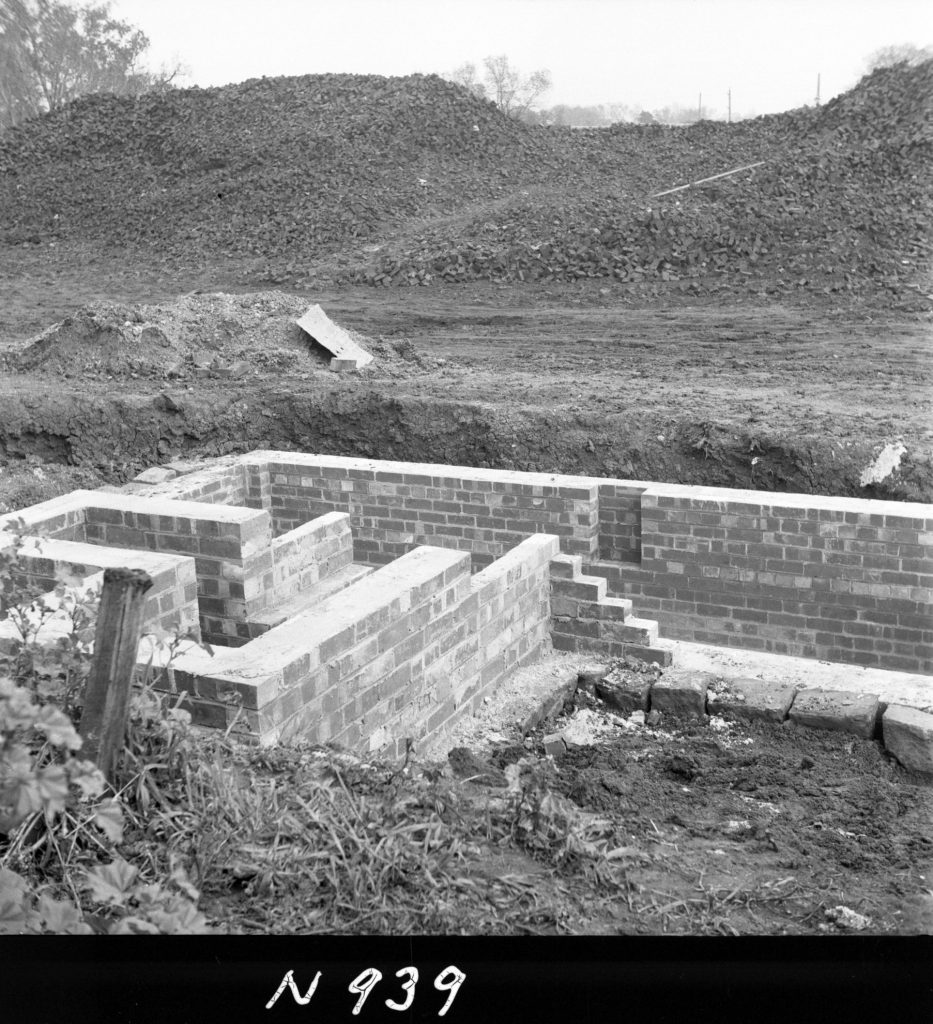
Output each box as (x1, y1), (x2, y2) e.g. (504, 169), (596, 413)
(728, 89), (731, 124)
(79, 568), (153, 781)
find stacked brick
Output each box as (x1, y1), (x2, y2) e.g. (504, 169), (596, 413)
(598, 486), (933, 674)
(264, 453), (600, 567)
(166, 534), (558, 752)
(0, 535), (198, 640)
(126, 460), (247, 507)
(549, 553), (671, 666)
(124, 454), (933, 676)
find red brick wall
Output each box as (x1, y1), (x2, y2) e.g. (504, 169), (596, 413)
(264, 455), (599, 567)
(165, 535), (559, 752)
(590, 487), (933, 674)
(245, 455), (932, 676)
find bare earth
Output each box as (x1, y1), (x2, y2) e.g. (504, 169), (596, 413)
(1, 251), (931, 503)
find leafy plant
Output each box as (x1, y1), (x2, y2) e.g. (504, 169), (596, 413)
(0, 534), (212, 933)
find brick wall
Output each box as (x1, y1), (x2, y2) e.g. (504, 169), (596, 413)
(258, 452), (599, 566)
(590, 485), (933, 674)
(74, 491), (273, 648)
(1, 536), (198, 639)
(597, 482), (646, 562)
(7, 454), (931, 680)
(249, 512), (354, 616)
(549, 552), (668, 665)
(237, 454), (932, 676)
(0, 491), (88, 541)
(128, 460), (248, 507)
(162, 534), (559, 752)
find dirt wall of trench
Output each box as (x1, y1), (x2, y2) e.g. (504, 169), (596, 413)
(0, 386), (931, 507)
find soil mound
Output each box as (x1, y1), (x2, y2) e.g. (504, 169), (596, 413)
(8, 291), (381, 379)
(0, 64), (930, 305)
(354, 63), (933, 302)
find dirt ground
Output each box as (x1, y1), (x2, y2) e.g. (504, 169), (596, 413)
(439, 675), (933, 936)
(1, 249), (931, 504)
(1, 248), (931, 938)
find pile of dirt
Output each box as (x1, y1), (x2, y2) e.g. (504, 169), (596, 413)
(483, 698), (933, 934)
(4, 291), (399, 379)
(1, 65), (930, 307)
(352, 63), (933, 303)
(0, 74), (556, 261)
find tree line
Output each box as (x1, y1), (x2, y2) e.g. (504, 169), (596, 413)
(0, 0), (186, 130)
(1, 4), (928, 134)
(447, 45), (931, 127)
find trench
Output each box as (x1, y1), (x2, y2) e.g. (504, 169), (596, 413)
(1, 385), (931, 505)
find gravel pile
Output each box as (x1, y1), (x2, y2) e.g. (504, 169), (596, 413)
(1, 63), (929, 304)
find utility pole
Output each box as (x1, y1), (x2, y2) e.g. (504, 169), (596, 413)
(815, 72), (821, 106)
(728, 88), (732, 124)
(698, 91), (702, 121)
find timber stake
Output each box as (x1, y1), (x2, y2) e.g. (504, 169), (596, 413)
(79, 567), (153, 781)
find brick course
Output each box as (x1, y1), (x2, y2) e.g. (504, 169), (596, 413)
(161, 534), (559, 752)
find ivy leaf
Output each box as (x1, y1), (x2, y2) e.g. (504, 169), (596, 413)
(83, 858), (138, 907)
(0, 897), (29, 934)
(67, 759), (107, 800)
(36, 764), (69, 816)
(169, 856), (200, 901)
(0, 868), (28, 901)
(36, 676), (67, 700)
(92, 798), (125, 844)
(108, 916), (160, 935)
(0, 686), (39, 731)
(34, 705), (82, 750)
(147, 900), (210, 935)
(54, 568), (86, 590)
(36, 895), (92, 935)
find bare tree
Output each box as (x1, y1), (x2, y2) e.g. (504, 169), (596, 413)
(865, 43), (932, 71)
(481, 54), (551, 119)
(448, 61), (486, 100)
(0, 0), (187, 129)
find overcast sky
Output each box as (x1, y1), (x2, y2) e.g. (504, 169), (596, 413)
(112, 0), (931, 117)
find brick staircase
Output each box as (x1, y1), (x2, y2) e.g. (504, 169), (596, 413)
(549, 553), (672, 667)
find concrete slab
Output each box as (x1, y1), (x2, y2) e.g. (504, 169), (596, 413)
(543, 731), (568, 758)
(707, 676), (797, 724)
(296, 305), (373, 369)
(789, 688), (880, 739)
(882, 705), (933, 775)
(661, 640), (933, 714)
(134, 467), (177, 484)
(595, 672), (651, 713)
(650, 671), (712, 718)
(577, 663), (611, 694)
(518, 668), (578, 734)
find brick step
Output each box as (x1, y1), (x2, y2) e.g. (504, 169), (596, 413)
(552, 615), (658, 646)
(250, 562), (374, 634)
